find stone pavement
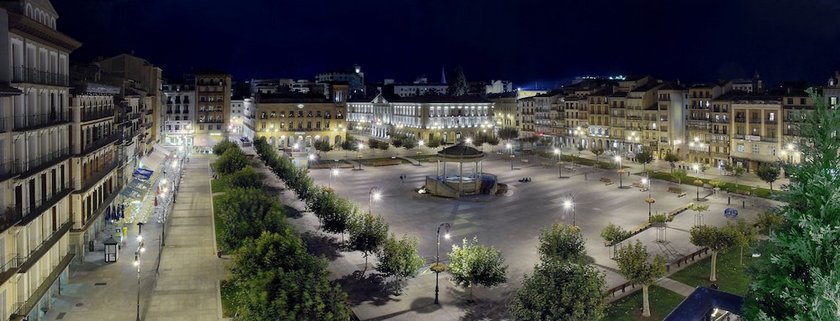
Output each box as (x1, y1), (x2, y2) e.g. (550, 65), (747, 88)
(262, 149), (781, 320)
(656, 278), (697, 297)
(44, 150), (172, 321)
(144, 157), (227, 321)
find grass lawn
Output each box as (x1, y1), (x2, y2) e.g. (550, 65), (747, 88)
(212, 194), (227, 254)
(648, 171), (783, 200)
(604, 285), (685, 321)
(220, 280), (235, 317)
(211, 177), (231, 194)
(670, 248), (753, 296)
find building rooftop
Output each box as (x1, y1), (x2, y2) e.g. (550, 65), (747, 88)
(631, 82), (663, 92)
(256, 92), (331, 103)
(437, 142), (485, 159)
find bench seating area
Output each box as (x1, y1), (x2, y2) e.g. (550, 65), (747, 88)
(668, 186), (686, 197)
(600, 177), (614, 186)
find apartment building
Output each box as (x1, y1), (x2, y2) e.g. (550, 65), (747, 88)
(685, 83), (729, 164)
(780, 88), (812, 165)
(655, 83), (687, 158)
(517, 96), (535, 137)
(487, 92), (517, 128)
(0, 1), (81, 320)
(727, 92), (783, 172)
(68, 82), (120, 266)
(347, 93), (493, 144)
(96, 54), (162, 155)
(587, 88), (613, 150)
(194, 73), (231, 147)
(256, 88), (348, 149)
(161, 83), (195, 147)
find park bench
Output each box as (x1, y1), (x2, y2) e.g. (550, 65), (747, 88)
(600, 177), (614, 186)
(631, 181), (644, 188)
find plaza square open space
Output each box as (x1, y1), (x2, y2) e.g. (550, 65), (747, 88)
(270, 152), (782, 321)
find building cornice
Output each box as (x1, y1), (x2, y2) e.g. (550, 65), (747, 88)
(8, 12), (81, 51)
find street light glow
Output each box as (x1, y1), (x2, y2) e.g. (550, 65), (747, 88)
(358, 143), (365, 150)
(373, 192), (382, 200)
(293, 143), (299, 149)
(418, 140), (425, 146)
(506, 143), (512, 149)
(331, 168), (339, 176)
(466, 138), (473, 144)
(308, 154), (315, 160)
(641, 178), (648, 184)
(444, 232), (451, 240)
(133, 260), (140, 267)
(563, 200), (572, 209)
(137, 235), (143, 242)
(553, 148), (559, 155)
(614, 156), (621, 162)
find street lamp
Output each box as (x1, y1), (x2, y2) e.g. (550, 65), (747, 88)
(418, 140), (425, 147)
(329, 168), (338, 188)
(642, 175), (655, 222)
(357, 142), (365, 159)
(368, 186), (381, 214)
(433, 222), (452, 305)
(554, 148), (566, 179)
(614, 156), (624, 188)
(563, 196), (576, 226)
(692, 164), (700, 175)
(506, 143), (513, 170)
(466, 138), (473, 145)
(135, 233), (145, 321)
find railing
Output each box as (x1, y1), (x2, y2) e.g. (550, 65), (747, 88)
(13, 111), (69, 131)
(0, 117), (6, 133)
(80, 109), (115, 122)
(0, 160), (21, 181)
(19, 187), (72, 226)
(80, 134), (120, 155)
(10, 252), (74, 321)
(78, 161), (118, 192)
(128, 112), (141, 120)
(734, 117), (745, 123)
(11, 67), (69, 86)
(146, 108), (153, 115)
(19, 147), (70, 178)
(765, 119), (777, 124)
(0, 206), (22, 234)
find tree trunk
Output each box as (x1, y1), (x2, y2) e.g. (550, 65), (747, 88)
(363, 254), (369, 275)
(770, 182), (773, 191)
(642, 284), (651, 317)
(710, 251), (718, 282)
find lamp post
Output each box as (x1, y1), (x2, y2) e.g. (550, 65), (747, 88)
(554, 148), (566, 179)
(614, 156), (623, 188)
(329, 167), (338, 189)
(357, 142), (365, 159)
(135, 234), (145, 321)
(506, 143), (513, 170)
(433, 222), (451, 305)
(642, 175), (655, 222)
(368, 186), (381, 214)
(563, 196), (576, 226)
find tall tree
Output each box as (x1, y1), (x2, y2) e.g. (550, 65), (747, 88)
(688, 224), (741, 282)
(672, 168), (688, 186)
(591, 147), (605, 165)
(636, 148), (655, 172)
(229, 231), (350, 321)
(447, 65), (468, 96)
(497, 127), (520, 141)
(448, 237), (508, 300)
(537, 223), (586, 263)
(724, 164), (746, 192)
(227, 166), (264, 189)
(615, 240), (667, 317)
(376, 233), (425, 287)
(664, 153), (680, 173)
(215, 147), (249, 174)
(744, 92), (840, 320)
(756, 163), (781, 190)
(216, 188), (286, 252)
(348, 212), (389, 272)
(509, 260), (606, 321)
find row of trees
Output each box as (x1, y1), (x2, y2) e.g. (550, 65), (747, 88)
(253, 137), (425, 287)
(213, 143), (351, 320)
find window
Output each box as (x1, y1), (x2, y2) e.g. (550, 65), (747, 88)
(768, 112), (775, 121)
(770, 147), (776, 156)
(800, 98), (806, 105)
(752, 144), (759, 154)
(831, 97), (838, 106)
(737, 143), (745, 152)
(787, 98), (793, 104)
(199, 125), (204, 130)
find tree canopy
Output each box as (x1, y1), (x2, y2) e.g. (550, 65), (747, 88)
(448, 237), (507, 298)
(509, 260), (605, 321)
(756, 163), (781, 190)
(743, 92), (840, 321)
(537, 223), (586, 263)
(216, 188), (286, 252)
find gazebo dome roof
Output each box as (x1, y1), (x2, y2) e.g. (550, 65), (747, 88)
(437, 143), (485, 160)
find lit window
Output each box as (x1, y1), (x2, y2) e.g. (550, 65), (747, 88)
(737, 143), (745, 152)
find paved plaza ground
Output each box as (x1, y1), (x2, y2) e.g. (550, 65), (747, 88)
(264, 148), (782, 321)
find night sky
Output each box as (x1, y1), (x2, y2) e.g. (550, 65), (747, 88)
(53, 0), (840, 87)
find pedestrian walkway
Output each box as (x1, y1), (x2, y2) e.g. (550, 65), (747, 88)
(44, 150), (172, 321)
(144, 157), (227, 321)
(657, 278), (697, 296)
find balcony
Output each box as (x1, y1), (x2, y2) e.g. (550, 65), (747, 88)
(18, 147), (70, 179)
(734, 117), (745, 123)
(128, 112), (141, 120)
(17, 187), (73, 226)
(143, 122), (152, 129)
(749, 119), (761, 124)
(80, 109), (114, 122)
(14, 112), (69, 131)
(765, 119), (777, 124)
(0, 160), (21, 182)
(11, 67), (69, 86)
(0, 206), (22, 236)
(0, 117), (6, 133)
(77, 160), (118, 192)
(79, 133), (120, 155)
(146, 108), (153, 115)
(10, 247), (73, 321)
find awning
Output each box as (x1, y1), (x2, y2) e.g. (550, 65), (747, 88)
(133, 168), (153, 180)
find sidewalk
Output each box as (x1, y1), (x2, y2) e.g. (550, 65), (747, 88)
(44, 150), (171, 321)
(144, 157), (227, 321)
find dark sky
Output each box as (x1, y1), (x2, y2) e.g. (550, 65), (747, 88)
(53, 0), (840, 87)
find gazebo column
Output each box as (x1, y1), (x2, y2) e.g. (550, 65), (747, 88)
(459, 161), (463, 196)
(437, 159), (440, 179)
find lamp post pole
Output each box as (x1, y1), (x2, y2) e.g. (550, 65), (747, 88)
(368, 186), (380, 214)
(564, 195), (576, 226)
(506, 143), (513, 170)
(135, 234), (145, 321)
(434, 223), (451, 305)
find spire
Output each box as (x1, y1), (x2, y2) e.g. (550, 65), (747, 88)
(441, 65), (447, 84)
